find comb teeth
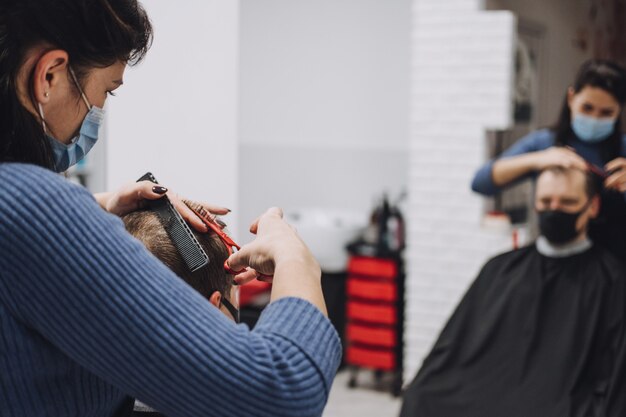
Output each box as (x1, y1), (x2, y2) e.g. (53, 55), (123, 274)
(137, 172), (209, 272)
(163, 201), (209, 272)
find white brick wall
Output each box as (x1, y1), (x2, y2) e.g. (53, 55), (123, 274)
(405, 0), (517, 382)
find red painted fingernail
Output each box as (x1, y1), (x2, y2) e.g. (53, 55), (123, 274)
(153, 186), (168, 194)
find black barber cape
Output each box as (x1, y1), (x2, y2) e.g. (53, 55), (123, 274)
(400, 244), (626, 417)
(590, 189), (626, 261)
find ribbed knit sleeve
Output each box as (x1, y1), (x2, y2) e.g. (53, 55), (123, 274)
(0, 163), (341, 417)
(470, 129), (555, 196)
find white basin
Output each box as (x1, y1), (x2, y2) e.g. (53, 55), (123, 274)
(285, 208), (368, 273)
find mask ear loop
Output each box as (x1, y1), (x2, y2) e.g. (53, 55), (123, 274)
(37, 103), (48, 134)
(68, 67), (92, 110)
(37, 67), (88, 135)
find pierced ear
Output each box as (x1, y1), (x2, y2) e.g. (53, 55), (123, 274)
(32, 50), (69, 104)
(208, 290), (222, 308)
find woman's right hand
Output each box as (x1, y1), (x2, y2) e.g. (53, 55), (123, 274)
(227, 207), (319, 286)
(226, 207), (326, 314)
(533, 147), (588, 171)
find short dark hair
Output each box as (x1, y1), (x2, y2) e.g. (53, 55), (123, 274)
(122, 210), (232, 299)
(542, 166), (603, 199)
(0, 0), (153, 169)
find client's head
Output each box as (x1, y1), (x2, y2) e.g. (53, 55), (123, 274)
(535, 166), (602, 245)
(122, 210), (238, 322)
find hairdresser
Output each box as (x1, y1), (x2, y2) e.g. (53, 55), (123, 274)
(0, 1), (340, 416)
(472, 59), (626, 258)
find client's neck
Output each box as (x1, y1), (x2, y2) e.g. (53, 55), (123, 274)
(536, 234), (592, 258)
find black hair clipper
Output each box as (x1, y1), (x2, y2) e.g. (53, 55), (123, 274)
(137, 172), (209, 272)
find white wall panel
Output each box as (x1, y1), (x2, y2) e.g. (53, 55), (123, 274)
(106, 0), (240, 235)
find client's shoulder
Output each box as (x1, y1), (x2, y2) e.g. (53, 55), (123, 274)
(488, 245), (535, 263)
(480, 245), (536, 273)
(590, 244), (626, 277)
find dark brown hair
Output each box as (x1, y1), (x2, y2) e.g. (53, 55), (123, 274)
(0, 0), (153, 168)
(122, 210), (232, 299)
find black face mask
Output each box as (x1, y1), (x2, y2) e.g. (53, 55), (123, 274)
(538, 202), (590, 244)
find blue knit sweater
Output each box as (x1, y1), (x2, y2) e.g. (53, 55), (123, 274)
(0, 163), (341, 417)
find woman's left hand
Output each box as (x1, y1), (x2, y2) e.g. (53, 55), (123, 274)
(95, 181), (230, 232)
(605, 158), (626, 193)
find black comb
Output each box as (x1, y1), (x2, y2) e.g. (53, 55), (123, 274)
(137, 172), (209, 272)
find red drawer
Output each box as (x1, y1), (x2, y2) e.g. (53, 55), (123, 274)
(346, 324), (396, 348)
(347, 278), (396, 302)
(347, 345), (396, 371)
(348, 257), (397, 280)
(347, 301), (397, 325)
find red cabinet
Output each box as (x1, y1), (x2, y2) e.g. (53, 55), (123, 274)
(346, 323), (396, 348)
(344, 256), (404, 396)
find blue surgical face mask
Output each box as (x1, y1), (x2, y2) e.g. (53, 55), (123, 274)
(38, 67), (105, 173)
(571, 113), (616, 143)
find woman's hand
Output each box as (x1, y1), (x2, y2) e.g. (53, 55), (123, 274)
(228, 207), (318, 285)
(534, 147), (588, 171)
(492, 146), (588, 188)
(227, 207), (325, 314)
(605, 157), (626, 192)
(94, 181), (230, 232)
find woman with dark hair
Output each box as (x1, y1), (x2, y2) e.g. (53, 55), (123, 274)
(472, 59), (626, 257)
(0, 1), (340, 416)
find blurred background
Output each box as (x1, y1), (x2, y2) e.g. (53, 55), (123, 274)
(72, 0), (625, 415)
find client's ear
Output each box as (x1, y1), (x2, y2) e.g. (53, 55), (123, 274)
(209, 291), (222, 308)
(589, 195), (601, 219)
